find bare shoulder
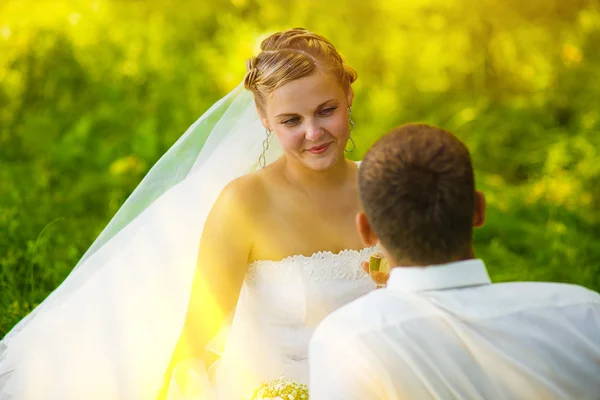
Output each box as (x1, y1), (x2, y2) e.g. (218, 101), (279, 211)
(200, 171), (269, 256)
(213, 170), (270, 216)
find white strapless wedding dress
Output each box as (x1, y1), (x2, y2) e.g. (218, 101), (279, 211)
(168, 247), (377, 399)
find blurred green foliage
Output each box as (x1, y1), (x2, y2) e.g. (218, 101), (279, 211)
(1, 0), (599, 336)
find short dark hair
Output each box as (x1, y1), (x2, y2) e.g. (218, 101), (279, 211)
(359, 124), (475, 265)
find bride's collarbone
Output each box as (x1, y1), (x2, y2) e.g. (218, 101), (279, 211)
(257, 188), (360, 232)
(249, 201), (364, 263)
(242, 170), (364, 262)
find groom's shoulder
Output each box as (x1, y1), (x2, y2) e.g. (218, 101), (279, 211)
(312, 282), (600, 345)
(312, 290), (420, 343)
(491, 281), (600, 307)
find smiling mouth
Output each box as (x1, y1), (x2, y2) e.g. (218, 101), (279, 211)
(307, 143), (331, 153)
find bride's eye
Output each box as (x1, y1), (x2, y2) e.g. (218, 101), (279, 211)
(319, 107), (337, 116)
(282, 117), (300, 127)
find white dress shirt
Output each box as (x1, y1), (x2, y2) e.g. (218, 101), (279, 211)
(309, 259), (600, 399)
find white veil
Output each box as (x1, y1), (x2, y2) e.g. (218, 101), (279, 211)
(0, 82), (282, 399)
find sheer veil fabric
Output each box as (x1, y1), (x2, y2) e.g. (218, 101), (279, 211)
(0, 82), (283, 399)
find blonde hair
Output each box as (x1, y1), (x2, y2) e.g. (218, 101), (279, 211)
(244, 28), (358, 113)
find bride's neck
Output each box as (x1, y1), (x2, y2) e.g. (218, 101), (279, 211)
(281, 156), (352, 191)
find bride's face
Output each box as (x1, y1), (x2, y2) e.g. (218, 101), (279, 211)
(262, 71), (353, 171)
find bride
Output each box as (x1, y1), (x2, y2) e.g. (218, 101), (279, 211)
(0, 28), (377, 399)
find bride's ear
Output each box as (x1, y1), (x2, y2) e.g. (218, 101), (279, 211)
(255, 105), (270, 131)
(356, 212), (379, 247)
(346, 86), (354, 108)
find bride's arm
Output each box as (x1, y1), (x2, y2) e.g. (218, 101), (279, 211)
(160, 177), (257, 395)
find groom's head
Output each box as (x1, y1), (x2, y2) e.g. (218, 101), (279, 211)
(357, 124), (485, 266)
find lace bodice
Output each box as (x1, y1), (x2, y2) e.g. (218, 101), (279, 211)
(212, 246), (377, 398)
(246, 247), (374, 284)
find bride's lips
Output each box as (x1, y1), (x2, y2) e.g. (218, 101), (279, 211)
(307, 143), (331, 154)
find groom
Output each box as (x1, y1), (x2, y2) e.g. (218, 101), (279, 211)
(309, 124), (600, 399)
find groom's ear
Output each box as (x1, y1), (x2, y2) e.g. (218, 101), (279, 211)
(356, 212), (379, 247)
(473, 190), (486, 228)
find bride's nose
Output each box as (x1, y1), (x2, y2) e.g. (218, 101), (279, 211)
(304, 120), (324, 141)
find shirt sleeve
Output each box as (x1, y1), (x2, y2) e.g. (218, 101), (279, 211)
(309, 319), (386, 400)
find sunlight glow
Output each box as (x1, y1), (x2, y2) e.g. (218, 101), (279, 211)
(1, 26), (11, 40)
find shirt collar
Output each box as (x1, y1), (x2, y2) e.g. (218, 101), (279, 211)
(386, 259), (491, 292)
